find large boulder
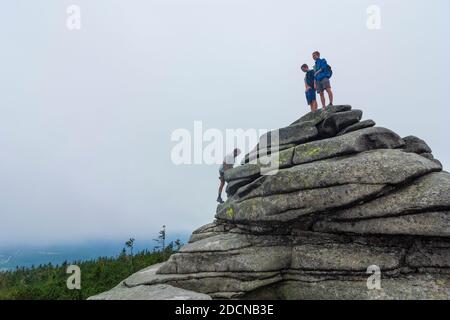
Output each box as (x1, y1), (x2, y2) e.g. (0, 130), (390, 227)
(102, 231), (449, 299)
(91, 106), (450, 300)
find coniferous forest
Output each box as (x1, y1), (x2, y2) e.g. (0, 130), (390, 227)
(0, 237), (181, 300)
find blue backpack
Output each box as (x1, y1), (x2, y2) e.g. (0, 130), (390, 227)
(316, 59), (333, 79)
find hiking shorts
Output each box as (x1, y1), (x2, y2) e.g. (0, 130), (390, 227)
(219, 164), (233, 180)
(316, 77), (331, 93)
(219, 166), (227, 181)
(305, 88), (316, 105)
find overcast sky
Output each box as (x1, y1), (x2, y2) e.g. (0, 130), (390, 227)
(0, 0), (449, 246)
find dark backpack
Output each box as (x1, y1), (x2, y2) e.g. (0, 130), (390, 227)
(326, 64), (333, 78)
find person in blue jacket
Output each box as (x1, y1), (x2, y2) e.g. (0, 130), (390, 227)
(312, 51), (334, 108)
(301, 64), (318, 112)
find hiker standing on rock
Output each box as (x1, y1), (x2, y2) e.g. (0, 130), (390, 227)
(312, 51), (334, 108)
(217, 148), (241, 204)
(301, 63), (318, 112)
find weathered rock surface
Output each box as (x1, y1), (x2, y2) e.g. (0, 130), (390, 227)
(88, 263), (212, 300)
(314, 211), (450, 237)
(91, 106), (450, 300)
(227, 127), (405, 186)
(292, 126), (401, 165)
(402, 135), (432, 154)
(243, 105), (354, 165)
(317, 110), (363, 137)
(328, 172), (450, 221)
(243, 275), (449, 300)
(217, 150), (441, 223)
(337, 119), (376, 136)
(88, 283), (212, 300)
(225, 147), (294, 182)
(259, 122), (318, 148)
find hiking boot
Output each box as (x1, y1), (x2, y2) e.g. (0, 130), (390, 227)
(216, 196), (224, 204)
